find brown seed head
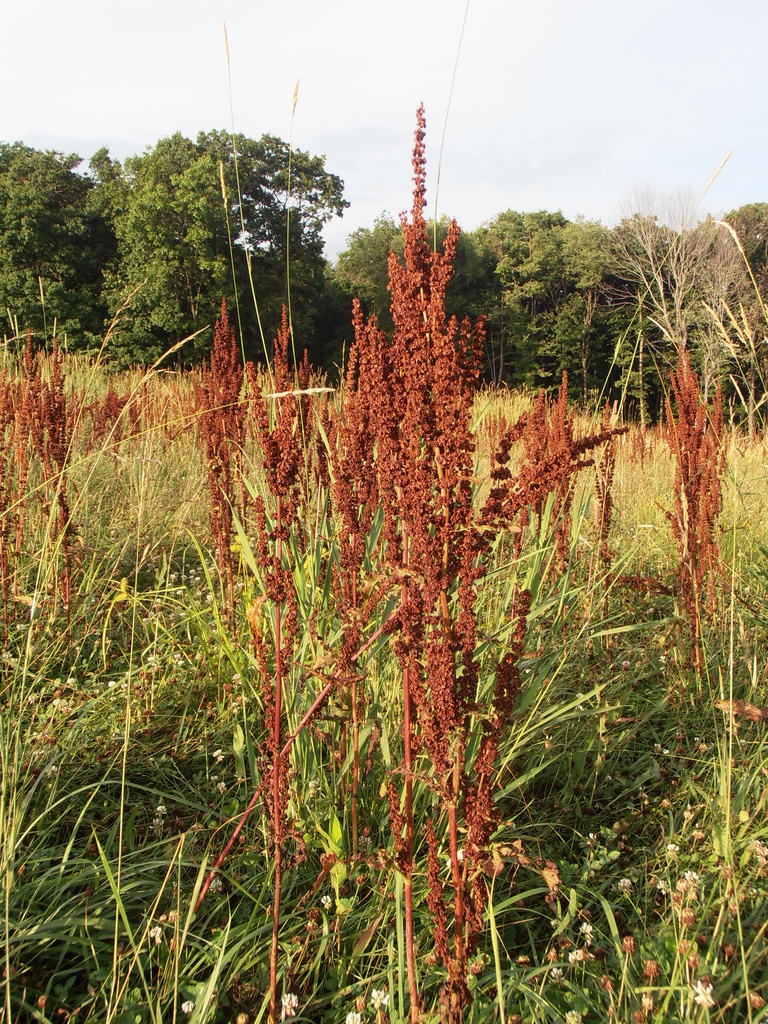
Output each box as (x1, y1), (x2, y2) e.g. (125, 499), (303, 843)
(643, 959), (660, 981)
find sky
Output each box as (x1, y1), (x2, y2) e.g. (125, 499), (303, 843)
(2, 0), (766, 259)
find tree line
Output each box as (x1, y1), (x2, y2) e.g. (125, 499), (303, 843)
(1, 134), (766, 423)
(0, 133), (347, 367)
(337, 203), (768, 426)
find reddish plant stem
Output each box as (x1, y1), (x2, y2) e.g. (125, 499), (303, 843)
(194, 601), (399, 915)
(403, 661), (419, 1024)
(351, 566), (359, 852)
(397, 494), (419, 1024)
(448, 747), (467, 1021)
(269, 496), (284, 1024)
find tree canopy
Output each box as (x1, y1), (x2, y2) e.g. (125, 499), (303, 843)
(98, 130), (348, 365)
(0, 132), (347, 367)
(2, 130), (767, 424)
(0, 142), (113, 345)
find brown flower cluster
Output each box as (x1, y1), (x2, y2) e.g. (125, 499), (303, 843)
(663, 345), (725, 668)
(195, 299), (246, 625)
(245, 309), (314, 1024)
(2, 336), (78, 628)
(329, 108), (626, 1024)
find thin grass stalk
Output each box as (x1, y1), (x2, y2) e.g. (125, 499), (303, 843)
(195, 615), (395, 911)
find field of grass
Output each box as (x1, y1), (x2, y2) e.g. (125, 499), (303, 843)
(3, 110), (768, 1024)
(2, 322), (768, 1024)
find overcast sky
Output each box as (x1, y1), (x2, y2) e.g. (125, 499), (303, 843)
(2, 0), (766, 258)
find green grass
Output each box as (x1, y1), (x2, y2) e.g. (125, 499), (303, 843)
(2, 364), (768, 1024)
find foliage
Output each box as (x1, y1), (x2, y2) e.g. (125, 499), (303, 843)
(662, 347), (725, 670)
(96, 130), (347, 367)
(1, 332), (768, 1024)
(0, 142), (114, 345)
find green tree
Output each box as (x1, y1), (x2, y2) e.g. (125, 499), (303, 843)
(99, 130), (348, 366)
(335, 214), (402, 332)
(0, 142), (113, 346)
(560, 218), (610, 405)
(100, 133), (230, 364)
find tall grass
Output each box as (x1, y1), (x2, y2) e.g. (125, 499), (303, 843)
(2, 114), (768, 1024)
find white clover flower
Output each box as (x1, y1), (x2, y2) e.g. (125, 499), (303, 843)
(693, 979), (715, 1008)
(579, 921), (593, 945)
(550, 966), (564, 982)
(346, 1014), (362, 1024)
(149, 925), (162, 945)
(370, 989), (389, 1012)
(666, 843), (680, 857)
(217, 781), (227, 794)
(213, 748), (224, 761)
(156, 804), (167, 816)
(444, 848), (465, 871)
(321, 894), (333, 911)
(181, 1000), (195, 1014)
(281, 992), (299, 1020)
(656, 879), (669, 895)
(564, 1012), (582, 1024)
(618, 877), (632, 893)
(308, 778), (321, 796)
(684, 870), (699, 884)
(209, 876), (223, 893)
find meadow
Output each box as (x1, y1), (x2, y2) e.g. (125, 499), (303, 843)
(3, 125), (768, 1024)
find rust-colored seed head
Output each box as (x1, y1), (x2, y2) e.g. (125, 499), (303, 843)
(643, 959), (660, 981)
